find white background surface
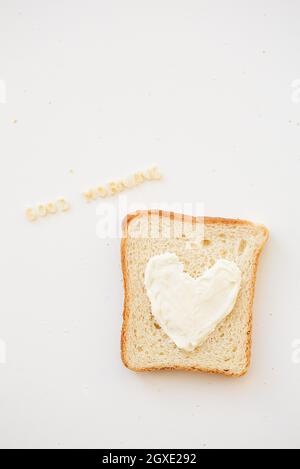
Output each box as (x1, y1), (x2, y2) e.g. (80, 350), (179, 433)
(0, 0), (300, 450)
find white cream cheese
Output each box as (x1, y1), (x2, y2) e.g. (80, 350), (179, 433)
(144, 253), (242, 352)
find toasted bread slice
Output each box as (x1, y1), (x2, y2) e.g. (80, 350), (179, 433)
(121, 211), (268, 377)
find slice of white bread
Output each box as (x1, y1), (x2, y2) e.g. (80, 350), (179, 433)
(121, 211), (269, 377)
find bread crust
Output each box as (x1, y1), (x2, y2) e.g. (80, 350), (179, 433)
(121, 211), (269, 377)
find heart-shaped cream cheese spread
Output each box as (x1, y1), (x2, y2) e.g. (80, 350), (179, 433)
(145, 253), (242, 352)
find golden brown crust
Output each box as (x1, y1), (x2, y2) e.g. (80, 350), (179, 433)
(120, 211), (269, 378)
